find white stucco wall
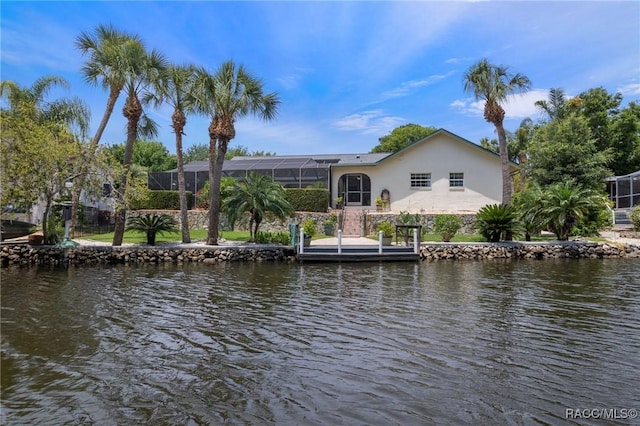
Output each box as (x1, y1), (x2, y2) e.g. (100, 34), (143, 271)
(332, 132), (508, 214)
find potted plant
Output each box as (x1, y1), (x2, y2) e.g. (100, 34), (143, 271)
(323, 214), (337, 235)
(334, 196), (343, 209)
(376, 221), (394, 245)
(433, 214), (462, 242)
(301, 218), (316, 247)
(375, 196), (385, 211)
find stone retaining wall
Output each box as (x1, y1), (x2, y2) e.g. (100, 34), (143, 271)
(419, 241), (640, 260)
(1, 243), (296, 267)
(2, 241), (639, 267)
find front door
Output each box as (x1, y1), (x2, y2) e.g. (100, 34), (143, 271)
(346, 174), (363, 205)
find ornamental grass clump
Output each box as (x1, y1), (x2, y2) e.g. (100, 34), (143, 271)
(125, 213), (179, 246)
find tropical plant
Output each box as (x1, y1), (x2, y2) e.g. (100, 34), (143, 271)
(145, 64), (199, 243)
(512, 184), (546, 241)
(535, 88), (570, 121)
(376, 221), (394, 238)
(464, 58), (531, 204)
(536, 181), (607, 240)
(125, 213), (178, 245)
(193, 61), (280, 245)
(475, 204), (521, 242)
(223, 173), (293, 242)
(301, 218), (317, 238)
(630, 205), (640, 232)
(433, 214), (462, 242)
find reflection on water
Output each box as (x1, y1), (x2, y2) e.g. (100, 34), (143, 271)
(1, 260), (639, 425)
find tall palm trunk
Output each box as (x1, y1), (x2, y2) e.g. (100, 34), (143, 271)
(70, 87), (121, 234)
(495, 122), (512, 205)
(113, 94), (141, 246)
(172, 109), (190, 243)
(207, 136), (228, 245)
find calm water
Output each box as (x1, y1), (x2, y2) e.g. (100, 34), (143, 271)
(1, 260), (639, 425)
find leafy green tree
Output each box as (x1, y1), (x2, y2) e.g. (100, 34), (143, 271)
(1, 77), (90, 243)
(464, 59), (531, 204)
(194, 61), (280, 245)
(370, 124), (437, 153)
(223, 173), (293, 241)
(609, 101), (640, 176)
(125, 213), (178, 245)
(512, 184), (545, 241)
(527, 114), (611, 190)
(107, 140), (176, 171)
(184, 143), (209, 163)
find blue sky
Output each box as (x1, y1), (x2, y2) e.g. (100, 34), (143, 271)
(2, 1), (639, 156)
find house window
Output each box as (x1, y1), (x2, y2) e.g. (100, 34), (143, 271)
(449, 172), (464, 188)
(410, 173), (431, 189)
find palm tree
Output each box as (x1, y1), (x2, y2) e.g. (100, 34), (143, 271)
(125, 213), (178, 245)
(74, 24), (143, 233)
(223, 173), (293, 241)
(145, 64), (199, 244)
(194, 61), (280, 245)
(464, 59), (531, 205)
(538, 181), (606, 240)
(112, 43), (168, 246)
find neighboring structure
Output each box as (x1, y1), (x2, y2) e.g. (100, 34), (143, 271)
(606, 170), (640, 209)
(149, 129), (513, 214)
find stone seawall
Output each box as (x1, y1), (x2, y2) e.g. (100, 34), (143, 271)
(1, 243), (296, 267)
(2, 241), (639, 267)
(419, 241), (640, 260)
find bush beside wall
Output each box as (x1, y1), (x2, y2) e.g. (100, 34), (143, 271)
(285, 189), (329, 212)
(132, 191), (194, 210)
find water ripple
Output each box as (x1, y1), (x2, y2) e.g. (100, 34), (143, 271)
(1, 259), (639, 425)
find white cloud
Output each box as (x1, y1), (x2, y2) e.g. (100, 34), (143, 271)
(378, 72), (454, 102)
(450, 89), (549, 119)
(618, 82), (640, 96)
(332, 110), (406, 135)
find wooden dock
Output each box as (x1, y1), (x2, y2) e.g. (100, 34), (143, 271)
(297, 245), (419, 262)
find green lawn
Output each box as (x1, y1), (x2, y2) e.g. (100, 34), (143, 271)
(78, 229), (330, 244)
(79, 229), (250, 244)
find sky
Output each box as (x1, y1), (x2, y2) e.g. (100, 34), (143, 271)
(1, 1), (639, 156)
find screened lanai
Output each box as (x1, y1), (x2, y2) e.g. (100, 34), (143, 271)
(606, 170), (640, 209)
(148, 156), (335, 192)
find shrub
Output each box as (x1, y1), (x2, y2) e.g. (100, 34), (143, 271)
(285, 189), (330, 212)
(254, 231), (291, 245)
(631, 205), (640, 231)
(301, 218), (317, 237)
(475, 204), (521, 242)
(433, 214), (462, 242)
(376, 221), (394, 237)
(132, 190), (193, 210)
(397, 211), (420, 225)
(125, 213), (178, 245)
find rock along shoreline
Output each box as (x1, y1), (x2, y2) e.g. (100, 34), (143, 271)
(1, 240), (639, 267)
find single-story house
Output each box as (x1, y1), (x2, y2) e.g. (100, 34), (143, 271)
(149, 129), (516, 214)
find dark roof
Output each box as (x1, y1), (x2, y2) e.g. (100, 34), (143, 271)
(165, 153), (391, 173)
